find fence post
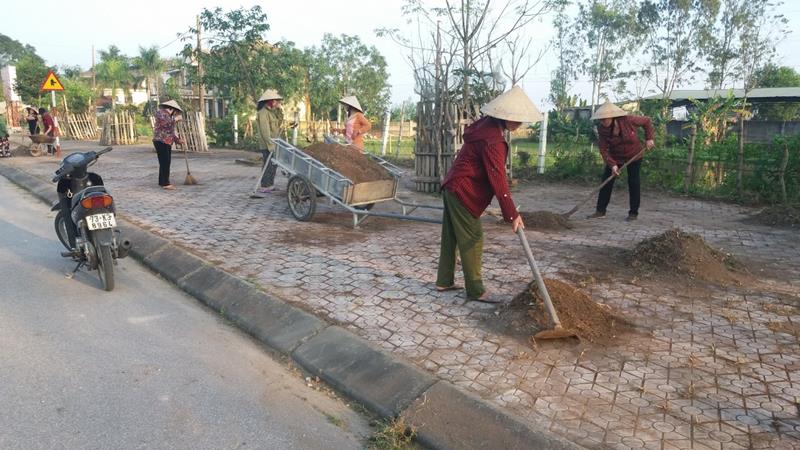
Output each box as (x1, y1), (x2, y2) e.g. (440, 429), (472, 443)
(292, 110), (299, 146)
(537, 112), (549, 174)
(233, 114), (239, 145)
(381, 110), (391, 156)
(684, 124), (697, 194)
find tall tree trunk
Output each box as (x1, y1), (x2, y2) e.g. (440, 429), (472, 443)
(737, 112), (745, 195)
(684, 124), (698, 194)
(779, 121), (788, 204)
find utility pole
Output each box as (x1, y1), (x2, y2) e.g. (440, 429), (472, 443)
(196, 15), (205, 117)
(91, 45), (96, 113)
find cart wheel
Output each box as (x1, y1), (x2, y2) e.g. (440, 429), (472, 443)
(287, 175), (316, 221)
(29, 143), (42, 157)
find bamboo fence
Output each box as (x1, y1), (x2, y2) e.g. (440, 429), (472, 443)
(100, 111), (137, 145)
(174, 111), (209, 152)
(61, 113), (98, 140)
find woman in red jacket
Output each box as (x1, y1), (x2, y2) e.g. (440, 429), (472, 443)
(436, 86), (542, 304)
(588, 100), (655, 221)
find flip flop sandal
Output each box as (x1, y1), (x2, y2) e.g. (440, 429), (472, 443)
(435, 284), (462, 292)
(470, 293), (502, 304)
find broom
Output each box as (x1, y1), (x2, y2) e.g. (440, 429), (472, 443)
(175, 121), (197, 185)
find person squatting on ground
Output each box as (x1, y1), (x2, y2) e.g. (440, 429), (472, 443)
(152, 100), (184, 190)
(436, 86), (543, 304)
(39, 107), (56, 156)
(256, 89), (286, 193)
(588, 100), (655, 222)
(339, 96), (371, 151)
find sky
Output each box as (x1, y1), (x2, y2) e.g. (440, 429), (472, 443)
(3, 0), (800, 110)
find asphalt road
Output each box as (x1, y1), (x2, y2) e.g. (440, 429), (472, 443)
(0, 176), (370, 449)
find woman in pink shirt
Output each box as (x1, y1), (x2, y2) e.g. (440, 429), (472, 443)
(339, 96), (371, 150)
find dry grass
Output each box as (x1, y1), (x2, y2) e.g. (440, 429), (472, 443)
(367, 417), (417, 450)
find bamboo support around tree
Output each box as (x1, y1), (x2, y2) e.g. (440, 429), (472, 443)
(175, 111), (209, 152)
(57, 112), (98, 141)
(100, 111), (137, 146)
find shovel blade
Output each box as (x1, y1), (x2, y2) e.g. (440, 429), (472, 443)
(534, 327), (578, 340)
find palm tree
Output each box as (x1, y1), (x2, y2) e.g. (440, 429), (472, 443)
(135, 46), (165, 102)
(95, 58), (132, 110)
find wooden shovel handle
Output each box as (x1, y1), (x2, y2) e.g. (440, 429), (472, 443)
(563, 148), (647, 218)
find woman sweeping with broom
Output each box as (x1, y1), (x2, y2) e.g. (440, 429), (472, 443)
(435, 86), (543, 304)
(152, 100), (184, 190)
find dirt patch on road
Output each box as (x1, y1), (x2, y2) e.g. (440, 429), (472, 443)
(746, 205), (800, 228)
(491, 278), (633, 345)
(520, 210), (572, 231)
(302, 143), (393, 184)
(630, 228), (745, 283)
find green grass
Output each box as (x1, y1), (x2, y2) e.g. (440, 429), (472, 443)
(367, 418), (416, 450)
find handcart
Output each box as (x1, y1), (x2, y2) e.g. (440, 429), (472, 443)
(27, 134), (56, 157)
(268, 138), (442, 228)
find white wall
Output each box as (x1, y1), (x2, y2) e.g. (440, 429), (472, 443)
(1, 66), (20, 102)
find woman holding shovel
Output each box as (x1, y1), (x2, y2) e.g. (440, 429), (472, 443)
(152, 100), (183, 190)
(587, 100), (655, 221)
(435, 86), (542, 304)
(256, 89), (285, 193)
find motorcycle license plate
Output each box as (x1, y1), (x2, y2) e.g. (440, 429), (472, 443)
(86, 213), (116, 230)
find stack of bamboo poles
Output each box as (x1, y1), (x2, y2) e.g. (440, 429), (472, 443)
(61, 113), (98, 140)
(413, 100), (465, 193)
(99, 111), (137, 145)
(174, 111), (209, 152)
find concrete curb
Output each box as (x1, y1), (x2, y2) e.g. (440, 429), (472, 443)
(0, 161), (584, 450)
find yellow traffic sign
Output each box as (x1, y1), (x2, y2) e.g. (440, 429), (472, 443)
(40, 71), (65, 92)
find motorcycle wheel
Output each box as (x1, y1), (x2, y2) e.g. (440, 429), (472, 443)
(94, 236), (115, 292)
(54, 210), (72, 250)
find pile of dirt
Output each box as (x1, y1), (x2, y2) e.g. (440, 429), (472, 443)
(511, 278), (631, 343)
(630, 228), (743, 282)
(302, 143), (393, 184)
(520, 210), (572, 231)
(748, 205), (800, 228)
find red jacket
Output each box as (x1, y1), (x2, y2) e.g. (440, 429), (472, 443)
(442, 117), (518, 222)
(597, 115), (654, 167)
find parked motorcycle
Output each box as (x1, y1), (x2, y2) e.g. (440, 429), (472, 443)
(51, 147), (130, 291)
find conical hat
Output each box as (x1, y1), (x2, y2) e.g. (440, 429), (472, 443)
(339, 96), (363, 112)
(258, 89), (283, 102)
(480, 86), (543, 123)
(590, 100), (627, 120)
(159, 100), (183, 112)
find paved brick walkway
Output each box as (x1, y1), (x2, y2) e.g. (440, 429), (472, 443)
(7, 140), (800, 449)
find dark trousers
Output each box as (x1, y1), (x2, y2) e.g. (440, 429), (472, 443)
(596, 159), (641, 215)
(27, 120), (38, 135)
(154, 140), (172, 186)
(260, 150), (277, 187)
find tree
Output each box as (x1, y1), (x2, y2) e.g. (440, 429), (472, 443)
(0, 33), (43, 66)
(13, 54), (51, 104)
(753, 65), (800, 121)
(573, 0), (639, 110)
(95, 46), (133, 109)
(549, 3), (578, 111)
(188, 5), (306, 114)
(306, 34), (390, 121)
(135, 46), (165, 102)
(637, 0), (717, 105)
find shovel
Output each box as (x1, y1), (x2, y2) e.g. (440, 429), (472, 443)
(562, 148), (646, 218)
(516, 228), (577, 340)
(249, 150), (275, 198)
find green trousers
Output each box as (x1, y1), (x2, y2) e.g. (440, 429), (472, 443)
(436, 190), (485, 299)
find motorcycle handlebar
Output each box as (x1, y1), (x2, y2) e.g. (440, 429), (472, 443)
(97, 146), (113, 155)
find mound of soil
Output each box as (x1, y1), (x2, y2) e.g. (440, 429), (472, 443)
(630, 228), (743, 282)
(520, 211), (572, 231)
(302, 143), (393, 184)
(511, 278), (631, 343)
(748, 205), (800, 228)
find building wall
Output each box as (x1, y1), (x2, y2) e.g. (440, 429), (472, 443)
(667, 120), (800, 144)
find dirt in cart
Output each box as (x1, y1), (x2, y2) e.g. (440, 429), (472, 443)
(629, 228), (746, 283)
(520, 210), (572, 231)
(745, 205), (800, 228)
(488, 278), (633, 345)
(302, 143), (393, 184)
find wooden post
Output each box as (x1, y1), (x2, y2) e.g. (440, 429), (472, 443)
(538, 112), (549, 174)
(684, 124), (698, 194)
(381, 110), (391, 156)
(196, 15), (205, 118)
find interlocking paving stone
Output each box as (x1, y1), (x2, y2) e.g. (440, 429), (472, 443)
(5, 142), (800, 449)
